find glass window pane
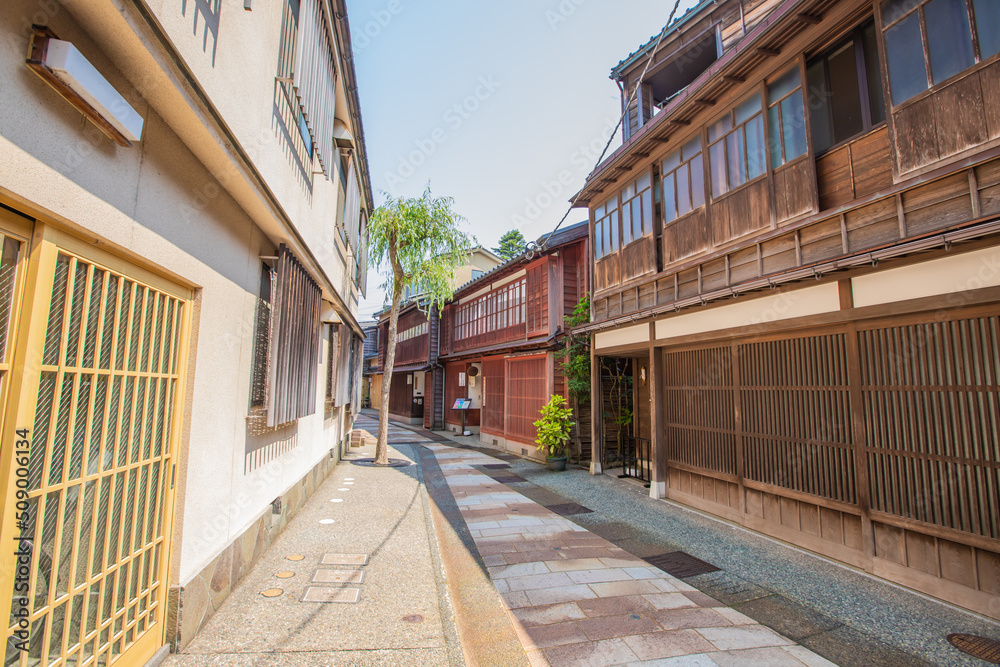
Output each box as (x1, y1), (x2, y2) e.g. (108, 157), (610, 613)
(636, 171), (652, 192)
(641, 190), (652, 235)
(886, 14), (929, 104)
(610, 211), (619, 250)
(926, 0), (975, 84)
(727, 129), (746, 187)
(781, 90), (807, 160)
(883, 0), (918, 24)
(863, 22), (887, 124)
(623, 181), (636, 199)
(632, 197), (643, 239)
(826, 40), (865, 142)
(975, 0), (1000, 58)
(677, 166), (691, 217)
(735, 94), (763, 123)
(746, 116), (766, 180)
(768, 104), (784, 166)
(621, 202), (632, 245)
(709, 141), (728, 196)
(663, 173), (677, 224)
(691, 154), (705, 209)
(594, 220), (603, 257)
(662, 150), (681, 173)
(769, 68), (801, 102)
(682, 137), (702, 161)
(708, 116), (733, 143)
(806, 58), (834, 152)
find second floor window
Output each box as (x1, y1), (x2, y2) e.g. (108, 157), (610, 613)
(620, 173), (654, 246)
(594, 198), (619, 259)
(767, 69), (808, 166)
(708, 94), (766, 198)
(882, 0), (999, 106)
(662, 137), (705, 224)
(806, 21), (885, 153)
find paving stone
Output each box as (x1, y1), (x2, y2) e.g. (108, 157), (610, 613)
(577, 595), (656, 618)
(733, 595), (842, 641)
(525, 584), (599, 606)
(642, 592), (700, 610)
(698, 625), (793, 651)
(575, 613), (663, 641)
(709, 646), (809, 666)
(567, 568), (634, 585)
(511, 602), (588, 628)
(589, 579), (663, 597)
(623, 629), (717, 660)
(506, 572), (576, 592)
(546, 558), (607, 572)
(487, 562), (551, 579)
(517, 621), (589, 649)
(652, 607), (733, 631)
(544, 637), (640, 667)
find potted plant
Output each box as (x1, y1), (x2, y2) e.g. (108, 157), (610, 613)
(534, 394), (573, 471)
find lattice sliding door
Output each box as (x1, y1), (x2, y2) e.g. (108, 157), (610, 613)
(859, 315), (1000, 539)
(2, 238), (188, 667)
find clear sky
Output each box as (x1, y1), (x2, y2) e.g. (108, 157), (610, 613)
(348, 0), (695, 320)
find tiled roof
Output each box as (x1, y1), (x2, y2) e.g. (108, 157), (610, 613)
(610, 0), (715, 79)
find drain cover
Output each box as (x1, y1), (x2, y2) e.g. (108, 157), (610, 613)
(645, 552), (720, 578)
(260, 589), (283, 597)
(491, 475), (526, 484)
(546, 502), (593, 516)
(274, 571), (295, 579)
(351, 458), (412, 467)
(948, 633), (1000, 663)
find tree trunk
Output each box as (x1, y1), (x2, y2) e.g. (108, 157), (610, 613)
(376, 284), (402, 465)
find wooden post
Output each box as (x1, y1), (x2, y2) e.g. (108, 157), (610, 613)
(590, 335), (602, 475)
(648, 322), (666, 498)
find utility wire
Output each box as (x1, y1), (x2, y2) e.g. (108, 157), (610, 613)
(533, 0), (686, 255)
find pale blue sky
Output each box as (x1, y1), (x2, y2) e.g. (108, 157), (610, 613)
(348, 0), (695, 319)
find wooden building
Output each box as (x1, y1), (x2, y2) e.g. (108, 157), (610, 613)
(575, 0), (1000, 620)
(438, 222), (589, 460)
(373, 247), (502, 427)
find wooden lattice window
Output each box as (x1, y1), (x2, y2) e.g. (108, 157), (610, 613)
(525, 261), (548, 336)
(506, 356), (548, 442)
(250, 246), (322, 427)
(482, 357), (505, 433)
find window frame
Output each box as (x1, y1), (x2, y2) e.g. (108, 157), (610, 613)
(592, 168), (655, 262)
(707, 92), (768, 199)
(661, 136), (706, 226)
(806, 20), (886, 155)
(766, 68), (809, 168)
(879, 0), (993, 108)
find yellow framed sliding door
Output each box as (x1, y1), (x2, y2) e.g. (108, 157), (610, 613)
(0, 221), (191, 667)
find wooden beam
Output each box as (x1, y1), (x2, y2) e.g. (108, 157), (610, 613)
(756, 47), (781, 57)
(723, 75), (745, 84)
(693, 98), (716, 107)
(669, 119), (691, 126)
(796, 13), (823, 23)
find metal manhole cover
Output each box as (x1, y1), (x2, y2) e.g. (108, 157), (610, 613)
(482, 463), (511, 470)
(948, 633), (1000, 663)
(301, 587), (360, 603)
(546, 502), (593, 516)
(490, 475), (526, 484)
(645, 551), (721, 578)
(351, 458), (412, 467)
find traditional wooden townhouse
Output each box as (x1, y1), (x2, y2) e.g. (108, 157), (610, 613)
(0, 0), (372, 663)
(574, 0), (1000, 620)
(372, 247), (501, 429)
(438, 222), (589, 460)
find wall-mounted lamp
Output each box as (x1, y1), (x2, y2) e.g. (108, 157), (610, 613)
(244, 0), (253, 10)
(640, 366), (647, 385)
(26, 26), (144, 147)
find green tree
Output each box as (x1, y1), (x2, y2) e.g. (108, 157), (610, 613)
(493, 229), (526, 261)
(368, 186), (474, 465)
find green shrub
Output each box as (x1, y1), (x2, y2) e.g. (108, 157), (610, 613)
(534, 395), (573, 458)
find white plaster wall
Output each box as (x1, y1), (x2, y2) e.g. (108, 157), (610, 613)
(0, 0), (352, 585)
(852, 244), (1000, 308)
(149, 0), (355, 287)
(595, 323), (649, 350)
(654, 282), (841, 340)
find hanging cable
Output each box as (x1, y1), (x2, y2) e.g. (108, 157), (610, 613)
(531, 0), (686, 255)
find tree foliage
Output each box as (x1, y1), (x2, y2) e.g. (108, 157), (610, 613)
(493, 229), (527, 261)
(557, 293), (591, 401)
(367, 186), (474, 464)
